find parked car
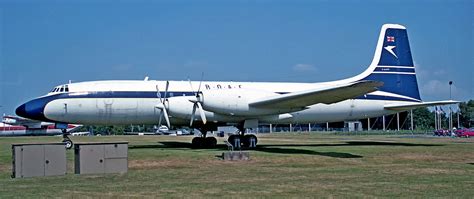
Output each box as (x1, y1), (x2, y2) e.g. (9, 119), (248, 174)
(434, 129), (450, 136)
(454, 128), (474, 138)
(156, 126), (169, 134)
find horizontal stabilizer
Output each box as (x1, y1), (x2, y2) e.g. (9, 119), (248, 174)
(66, 125), (83, 133)
(384, 100), (460, 111)
(3, 115), (45, 128)
(249, 80), (383, 109)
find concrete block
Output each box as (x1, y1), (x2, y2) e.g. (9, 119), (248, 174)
(222, 151), (250, 161)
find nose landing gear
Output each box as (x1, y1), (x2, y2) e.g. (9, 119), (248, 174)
(61, 129), (73, 149)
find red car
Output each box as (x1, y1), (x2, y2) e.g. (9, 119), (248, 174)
(454, 128), (474, 138)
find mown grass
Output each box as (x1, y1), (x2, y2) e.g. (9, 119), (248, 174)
(0, 133), (472, 198)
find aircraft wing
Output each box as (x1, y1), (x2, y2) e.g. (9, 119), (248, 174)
(249, 80), (383, 109)
(384, 100), (460, 111)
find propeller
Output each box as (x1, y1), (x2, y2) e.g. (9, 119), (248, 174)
(188, 74), (207, 126)
(156, 81), (171, 128)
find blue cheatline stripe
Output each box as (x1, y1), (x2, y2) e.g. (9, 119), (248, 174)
(374, 67), (415, 73)
(67, 91), (196, 98)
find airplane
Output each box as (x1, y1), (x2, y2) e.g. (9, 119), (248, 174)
(15, 24), (458, 149)
(1, 115), (81, 145)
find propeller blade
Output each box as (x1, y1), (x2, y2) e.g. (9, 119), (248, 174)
(156, 85), (163, 103)
(162, 108), (171, 128)
(156, 82), (170, 128)
(197, 72), (204, 93)
(158, 110), (163, 127)
(188, 79), (195, 94)
(163, 81), (169, 99)
(190, 103), (197, 126)
(196, 102), (207, 124)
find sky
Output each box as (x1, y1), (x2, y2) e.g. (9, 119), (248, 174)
(0, 0), (473, 115)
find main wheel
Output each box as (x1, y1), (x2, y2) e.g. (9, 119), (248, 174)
(192, 137), (204, 148)
(242, 134), (258, 148)
(228, 135), (241, 149)
(63, 139), (73, 149)
(204, 137), (217, 148)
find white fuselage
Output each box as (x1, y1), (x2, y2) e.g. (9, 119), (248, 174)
(40, 80), (399, 125)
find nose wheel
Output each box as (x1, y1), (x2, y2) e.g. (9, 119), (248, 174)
(63, 138), (73, 149)
(61, 129), (73, 149)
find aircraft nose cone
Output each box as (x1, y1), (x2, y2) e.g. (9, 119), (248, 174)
(15, 104), (27, 118)
(15, 99), (49, 121)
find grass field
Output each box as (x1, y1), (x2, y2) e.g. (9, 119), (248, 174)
(0, 133), (473, 198)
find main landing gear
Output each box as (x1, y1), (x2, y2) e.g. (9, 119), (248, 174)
(62, 129), (73, 149)
(190, 126), (258, 149)
(228, 134), (258, 149)
(227, 129), (258, 150)
(191, 129), (217, 148)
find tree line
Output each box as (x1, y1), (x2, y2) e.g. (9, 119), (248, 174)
(413, 100), (473, 130)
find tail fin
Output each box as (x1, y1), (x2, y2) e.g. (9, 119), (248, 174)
(359, 24), (421, 102)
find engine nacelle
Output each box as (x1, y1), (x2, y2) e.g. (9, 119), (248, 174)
(166, 96), (198, 119)
(166, 96), (242, 123)
(200, 88), (297, 116)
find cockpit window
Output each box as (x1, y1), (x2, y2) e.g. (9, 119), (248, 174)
(49, 84), (70, 94)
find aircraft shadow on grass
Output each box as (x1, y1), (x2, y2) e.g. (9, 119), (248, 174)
(262, 141), (443, 148)
(128, 141), (442, 158)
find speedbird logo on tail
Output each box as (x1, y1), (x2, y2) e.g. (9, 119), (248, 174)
(384, 45), (398, 58)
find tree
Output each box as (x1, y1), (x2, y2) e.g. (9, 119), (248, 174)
(459, 100), (474, 128)
(412, 107), (434, 130)
(110, 126), (125, 135)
